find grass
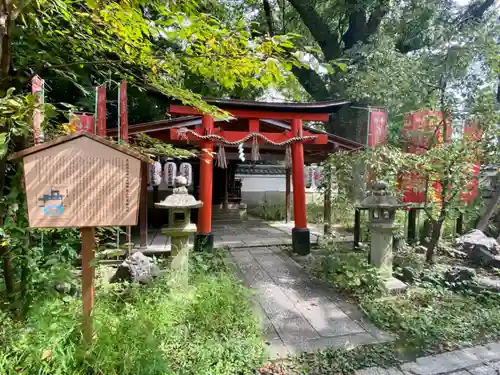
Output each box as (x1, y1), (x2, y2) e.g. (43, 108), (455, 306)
(0, 249), (266, 375)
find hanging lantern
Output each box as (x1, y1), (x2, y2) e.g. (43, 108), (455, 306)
(150, 161), (162, 186)
(164, 162), (177, 187)
(179, 162), (193, 186)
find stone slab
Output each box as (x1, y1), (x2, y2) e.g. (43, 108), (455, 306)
(286, 332), (382, 355)
(355, 367), (405, 375)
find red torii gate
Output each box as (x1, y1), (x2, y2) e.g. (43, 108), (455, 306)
(169, 103), (330, 255)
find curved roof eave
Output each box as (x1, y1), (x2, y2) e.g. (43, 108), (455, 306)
(179, 98), (351, 114)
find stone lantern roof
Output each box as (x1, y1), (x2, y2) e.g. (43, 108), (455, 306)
(359, 181), (405, 209)
(155, 176), (203, 209)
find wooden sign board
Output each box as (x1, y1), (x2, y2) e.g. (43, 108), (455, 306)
(13, 132), (149, 228)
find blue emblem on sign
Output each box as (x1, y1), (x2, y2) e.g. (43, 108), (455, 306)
(39, 189), (65, 216)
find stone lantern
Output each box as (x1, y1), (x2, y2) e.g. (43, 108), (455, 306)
(360, 181), (407, 292)
(155, 175), (203, 256)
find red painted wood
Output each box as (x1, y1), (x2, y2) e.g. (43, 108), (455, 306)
(198, 115), (214, 234)
(169, 104), (330, 121)
(71, 113), (95, 134)
(170, 129), (328, 144)
(249, 119), (259, 132)
(97, 86), (107, 136)
(119, 81), (128, 142)
(291, 119), (307, 229)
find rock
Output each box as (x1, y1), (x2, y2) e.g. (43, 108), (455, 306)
(397, 266), (420, 284)
(474, 276), (500, 293)
(55, 282), (81, 297)
(455, 230), (500, 267)
(444, 267), (476, 284)
(415, 245), (427, 254)
(110, 251), (161, 284)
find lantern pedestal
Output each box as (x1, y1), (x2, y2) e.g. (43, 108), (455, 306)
(368, 222), (395, 278)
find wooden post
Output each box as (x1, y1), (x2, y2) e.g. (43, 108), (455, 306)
(290, 119), (310, 255)
(456, 213), (464, 236)
(153, 185), (159, 228)
(223, 167), (229, 210)
(285, 168), (291, 223)
(81, 227), (95, 344)
(353, 208), (361, 249)
(323, 164), (332, 235)
(195, 114), (214, 251)
(139, 162), (148, 248)
(407, 208), (418, 245)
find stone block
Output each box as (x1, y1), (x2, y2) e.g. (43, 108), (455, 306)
(272, 316), (320, 343)
(294, 300), (366, 337)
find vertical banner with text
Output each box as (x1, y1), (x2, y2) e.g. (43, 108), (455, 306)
(32, 75), (45, 145)
(461, 121), (483, 204)
(368, 110), (388, 148)
(96, 86), (107, 137)
(119, 81), (128, 143)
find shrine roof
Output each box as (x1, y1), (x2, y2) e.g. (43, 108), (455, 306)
(196, 98), (351, 113)
(10, 131), (152, 163)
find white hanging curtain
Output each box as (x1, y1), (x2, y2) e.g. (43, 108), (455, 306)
(179, 162), (193, 186)
(164, 162), (177, 187)
(150, 161), (162, 186)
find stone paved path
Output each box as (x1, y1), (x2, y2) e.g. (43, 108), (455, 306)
(229, 245), (392, 359)
(358, 341), (500, 374)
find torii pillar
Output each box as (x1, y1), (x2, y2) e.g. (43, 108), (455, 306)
(194, 114), (215, 251)
(291, 119), (309, 255)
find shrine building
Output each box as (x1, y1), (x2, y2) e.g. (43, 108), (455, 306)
(108, 98), (365, 255)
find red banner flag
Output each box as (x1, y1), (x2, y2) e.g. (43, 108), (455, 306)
(461, 121), (483, 203)
(368, 110), (388, 147)
(119, 81), (128, 142)
(96, 86), (107, 136)
(400, 110), (451, 204)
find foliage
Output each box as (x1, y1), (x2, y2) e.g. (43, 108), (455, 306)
(313, 247), (384, 300)
(0, 249), (265, 375)
(362, 287), (500, 353)
(250, 198), (354, 230)
(291, 342), (401, 375)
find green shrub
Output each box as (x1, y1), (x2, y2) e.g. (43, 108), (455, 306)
(315, 251), (384, 300)
(362, 287), (500, 352)
(0, 250), (265, 375)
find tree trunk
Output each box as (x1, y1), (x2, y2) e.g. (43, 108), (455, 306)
(426, 219), (444, 264)
(0, 227), (16, 302)
(476, 185), (500, 232)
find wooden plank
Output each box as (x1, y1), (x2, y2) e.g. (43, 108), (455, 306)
(81, 227), (95, 344)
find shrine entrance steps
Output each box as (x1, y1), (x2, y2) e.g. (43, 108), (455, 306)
(229, 245), (392, 359)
